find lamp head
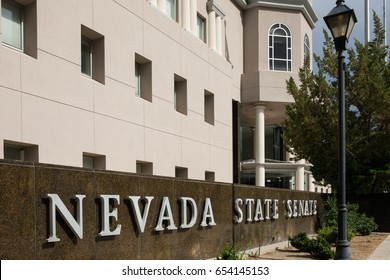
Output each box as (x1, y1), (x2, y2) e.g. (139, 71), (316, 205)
(324, 0), (357, 51)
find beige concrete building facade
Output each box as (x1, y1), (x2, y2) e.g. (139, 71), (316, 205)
(0, 0), (328, 192)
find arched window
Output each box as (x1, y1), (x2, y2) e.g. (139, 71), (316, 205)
(304, 34), (310, 61)
(269, 23), (292, 72)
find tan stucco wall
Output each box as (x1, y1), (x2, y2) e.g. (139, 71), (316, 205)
(0, 0), (244, 183)
(242, 5), (313, 105)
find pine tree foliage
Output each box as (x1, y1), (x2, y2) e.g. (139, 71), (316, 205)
(283, 13), (390, 193)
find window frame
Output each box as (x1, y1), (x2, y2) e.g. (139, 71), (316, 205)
(82, 152), (106, 170)
(134, 53), (153, 102)
(1, 0), (24, 51)
(166, 0), (177, 21)
(304, 33), (310, 61)
(136, 160), (153, 175)
(3, 140), (39, 162)
(268, 23), (292, 72)
(81, 35), (92, 77)
(174, 74), (187, 115)
(135, 62), (141, 96)
(175, 166), (188, 179)
(80, 25), (105, 84)
(204, 90), (214, 125)
(196, 13), (206, 42)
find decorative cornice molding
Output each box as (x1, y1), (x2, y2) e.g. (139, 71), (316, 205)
(233, 0), (318, 29)
(207, 0), (226, 18)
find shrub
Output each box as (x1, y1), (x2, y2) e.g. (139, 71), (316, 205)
(321, 196), (338, 228)
(321, 196), (378, 236)
(317, 226), (354, 244)
(354, 213), (378, 235)
(290, 232), (335, 259)
(217, 241), (246, 260)
(317, 226), (338, 244)
(307, 237), (335, 260)
(290, 231), (311, 252)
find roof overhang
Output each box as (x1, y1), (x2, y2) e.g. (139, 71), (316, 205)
(233, 0), (318, 29)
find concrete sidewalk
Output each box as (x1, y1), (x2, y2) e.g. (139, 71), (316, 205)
(368, 234), (390, 260)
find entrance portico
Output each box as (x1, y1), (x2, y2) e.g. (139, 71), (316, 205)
(240, 102), (311, 191)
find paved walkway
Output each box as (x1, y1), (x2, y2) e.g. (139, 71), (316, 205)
(368, 234), (390, 260)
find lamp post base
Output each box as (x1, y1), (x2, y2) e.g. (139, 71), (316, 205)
(335, 240), (352, 260)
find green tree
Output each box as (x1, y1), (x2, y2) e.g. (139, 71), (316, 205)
(283, 13), (390, 194)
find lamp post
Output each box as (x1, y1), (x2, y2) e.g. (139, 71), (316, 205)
(324, 0), (357, 260)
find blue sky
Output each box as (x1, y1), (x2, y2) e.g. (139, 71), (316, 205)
(312, 0), (389, 57)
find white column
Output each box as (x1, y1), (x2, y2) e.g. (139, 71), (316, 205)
(149, 0), (158, 6)
(216, 15), (222, 53)
(158, 0), (166, 12)
(190, 0), (197, 34)
(208, 10), (216, 50)
(255, 104), (265, 187)
(182, 0), (191, 30)
(296, 159), (305, 191)
(365, 0), (370, 43)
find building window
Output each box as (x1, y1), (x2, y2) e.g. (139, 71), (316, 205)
(197, 14), (206, 42)
(175, 166), (188, 179)
(166, 0), (177, 21)
(269, 23), (292, 72)
(304, 34), (310, 61)
(135, 54), (153, 102)
(149, 0), (177, 21)
(135, 62), (141, 96)
(81, 25), (105, 84)
(136, 161), (153, 175)
(82, 153), (106, 170)
(81, 36), (92, 76)
(1, 0), (23, 50)
(174, 74), (187, 115)
(3, 141), (38, 162)
(1, 0), (37, 57)
(265, 125), (285, 161)
(205, 171), (215, 182)
(204, 90), (214, 125)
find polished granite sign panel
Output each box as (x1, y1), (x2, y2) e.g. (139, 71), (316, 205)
(0, 161), (324, 259)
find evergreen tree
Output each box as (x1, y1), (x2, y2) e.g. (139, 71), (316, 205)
(283, 13), (390, 194)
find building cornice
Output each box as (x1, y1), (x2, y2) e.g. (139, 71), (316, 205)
(233, 0), (318, 29)
(207, 0), (226, 18)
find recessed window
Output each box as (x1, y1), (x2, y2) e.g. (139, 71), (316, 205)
(174, 74), (187, 115)
(175, 166), (188, 179)
(136, 161), (153, 175)
(196, 14), (206, 42)
(3, 141), (38, 162)
(304, 34), (310, 61)
(135, 54), (153, 102)
(269, 23), (292, 72)
(204, 90), (214, 125)
(81, 25), (105, 84)
(135, 62), (141, 96)
(166, 0), (177, 21)
(205, 171), (215, 182)
(82, 153), (106, 170)
(1, 0), (37, 58)
(1, 0), (22, 50)
(81, 36), (92, 76)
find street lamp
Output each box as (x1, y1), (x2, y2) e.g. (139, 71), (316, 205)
(324, 0), (357, 260)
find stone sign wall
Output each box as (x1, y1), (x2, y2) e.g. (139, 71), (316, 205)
(0, 160), (324, 260)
